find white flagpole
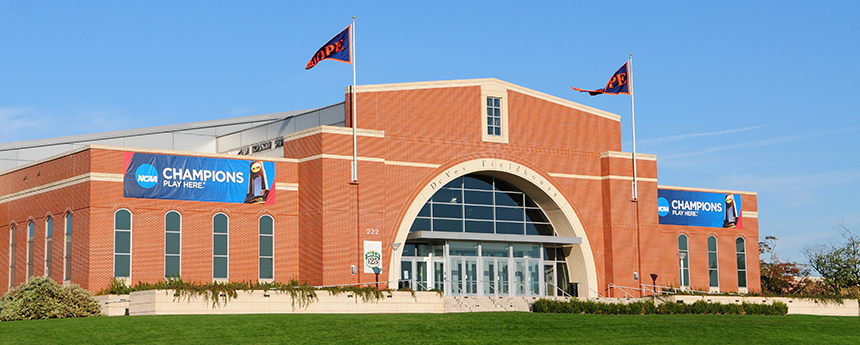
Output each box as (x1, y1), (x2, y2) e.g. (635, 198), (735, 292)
(629, 53), (638, 201)
(351, 17), (358, 183)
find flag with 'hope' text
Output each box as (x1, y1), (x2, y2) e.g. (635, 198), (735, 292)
(305, 25), (352, 70)
(571, 62), (630, 96)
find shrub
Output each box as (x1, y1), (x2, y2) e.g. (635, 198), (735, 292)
(0, 276), (101, 321)
(533, 298), (788, 316)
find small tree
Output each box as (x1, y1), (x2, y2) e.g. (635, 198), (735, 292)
(759, 236), (811, 294)
(0, 276), (102, 321)
(803, 223), (860, 293)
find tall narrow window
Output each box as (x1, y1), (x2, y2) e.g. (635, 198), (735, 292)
(45, 217), (53, 278)
(27, 221), (34, 280)
(9, 225), (16, 288)
(164, 211), (181, 278)
(486, 97), (502, 136)
(736, 237), (747, 289)
(114, 209), (132, 278)
(213, 214), (228, 280)
(259, 215), (273, 280)
(64, 213), (72, 282)
(708, 236), (718, 288)
(678, 234), (689, 287)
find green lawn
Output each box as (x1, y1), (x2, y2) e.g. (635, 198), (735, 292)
(1, 313), (858, 344)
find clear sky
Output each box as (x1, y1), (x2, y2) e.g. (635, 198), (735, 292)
(2, 1), (858, 263)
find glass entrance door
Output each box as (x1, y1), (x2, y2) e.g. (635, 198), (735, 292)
(433, 259), (444, 291)
(513, 259), (541, 296)
(483, 258), (510, 296)
(544, 264), (556, 296)
(400, 259), (430, 291)
(450, 258), (478, 295)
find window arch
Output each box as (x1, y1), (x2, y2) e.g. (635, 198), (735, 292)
(409, 174), (553, 236)
(165, 211), (181, 278)
(27, 220), (34, 280)
(64, 212), (72, 281)
(259, 215), (273, 280)
(45, 216), (53, 278)
(9, 224), (16, 288)
(708, 235), (718, 288)
(736, 237), (747, 289)
(213, 213), (229, 280)
(678, 234), (689, 288)
(114, 209), (132, 278)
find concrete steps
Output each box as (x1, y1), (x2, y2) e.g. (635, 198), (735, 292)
(443, 296), (535, 312)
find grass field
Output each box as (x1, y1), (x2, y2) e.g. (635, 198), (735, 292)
(1, 312), (858, 344)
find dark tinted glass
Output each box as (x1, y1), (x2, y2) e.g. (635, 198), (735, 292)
(115, 210), (131, 230)
(166, 212), (181, 232)
(433, 219), (462, 232)
(465, 220), (494, 233)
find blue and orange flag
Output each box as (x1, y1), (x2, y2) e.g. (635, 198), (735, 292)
(306, 25), (352, 70)
(571, 62), (630, 96)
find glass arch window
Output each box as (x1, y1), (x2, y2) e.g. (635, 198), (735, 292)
(9, 225), (16, 288)
(678, 234), (689, 287)
(259, 215), (273, 280)
(708, 235), (718, 288)
(165, 211), (181, 278)
(213, 213), (229, 280)
(410, 175), (554, 236)
(736, 237), (747, 289)
(27, 221), (34, 280)
(64, 213), (72, 281)
(114, 209), (132, 278)
(45, 217), (53, 278)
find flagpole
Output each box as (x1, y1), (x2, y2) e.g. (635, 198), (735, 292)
(629, 53), (638, 201)
(350, 17), (358, 183)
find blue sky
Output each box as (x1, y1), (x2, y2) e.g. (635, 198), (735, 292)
(2, 1), (858, 263)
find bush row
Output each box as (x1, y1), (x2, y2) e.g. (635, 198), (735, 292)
(533, 298), (788, 315)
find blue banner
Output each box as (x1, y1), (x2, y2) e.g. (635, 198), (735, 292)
(123, 152), (275, 204)
(658, 189), (742, 228)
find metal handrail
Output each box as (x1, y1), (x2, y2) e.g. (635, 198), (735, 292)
(553, 284), (573, 298)
(639, 283), (740, 296)
(607, 283), (636, 299)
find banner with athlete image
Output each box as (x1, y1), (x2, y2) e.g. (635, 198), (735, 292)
(123, 152), (275, 204)
(658, 189), (741, 228)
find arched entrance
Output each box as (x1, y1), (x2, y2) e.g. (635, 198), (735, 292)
(390, 158), (598, 298)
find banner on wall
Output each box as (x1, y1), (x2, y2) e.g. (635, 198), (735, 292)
(364, 241), (383, 274)
(658, 189), (741, 228)
(123, 152), (276, 204)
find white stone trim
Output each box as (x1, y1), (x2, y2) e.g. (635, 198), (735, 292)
(600, 151), (658, 161)
(89, 145), (299, 163)
(390, 158), (599, 298)
(0, 173), (122, 204)
(658, 185), (757, 196)
(297, 154), (385, 163)
(547, 173), (602, 180)
(547, 172), (658, 183)
(384, 161), (441, 168)
(282, 125), (384, 143)
(351, 78), (622, 122)
(275, 182), (298, 191)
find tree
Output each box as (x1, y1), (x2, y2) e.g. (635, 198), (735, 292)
(803, 223), (860, 293)
(759, 236), (811, 294)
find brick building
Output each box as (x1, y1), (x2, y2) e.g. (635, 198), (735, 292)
(0, 79), (760, 297)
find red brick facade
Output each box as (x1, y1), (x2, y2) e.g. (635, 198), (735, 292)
(0, 79), (759, 296)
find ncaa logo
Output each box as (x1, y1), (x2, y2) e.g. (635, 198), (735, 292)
(658, 197), (670, 217)
(135, 164), (158, 188)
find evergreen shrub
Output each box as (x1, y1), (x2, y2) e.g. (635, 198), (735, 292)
(0, 276), (101, 321)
